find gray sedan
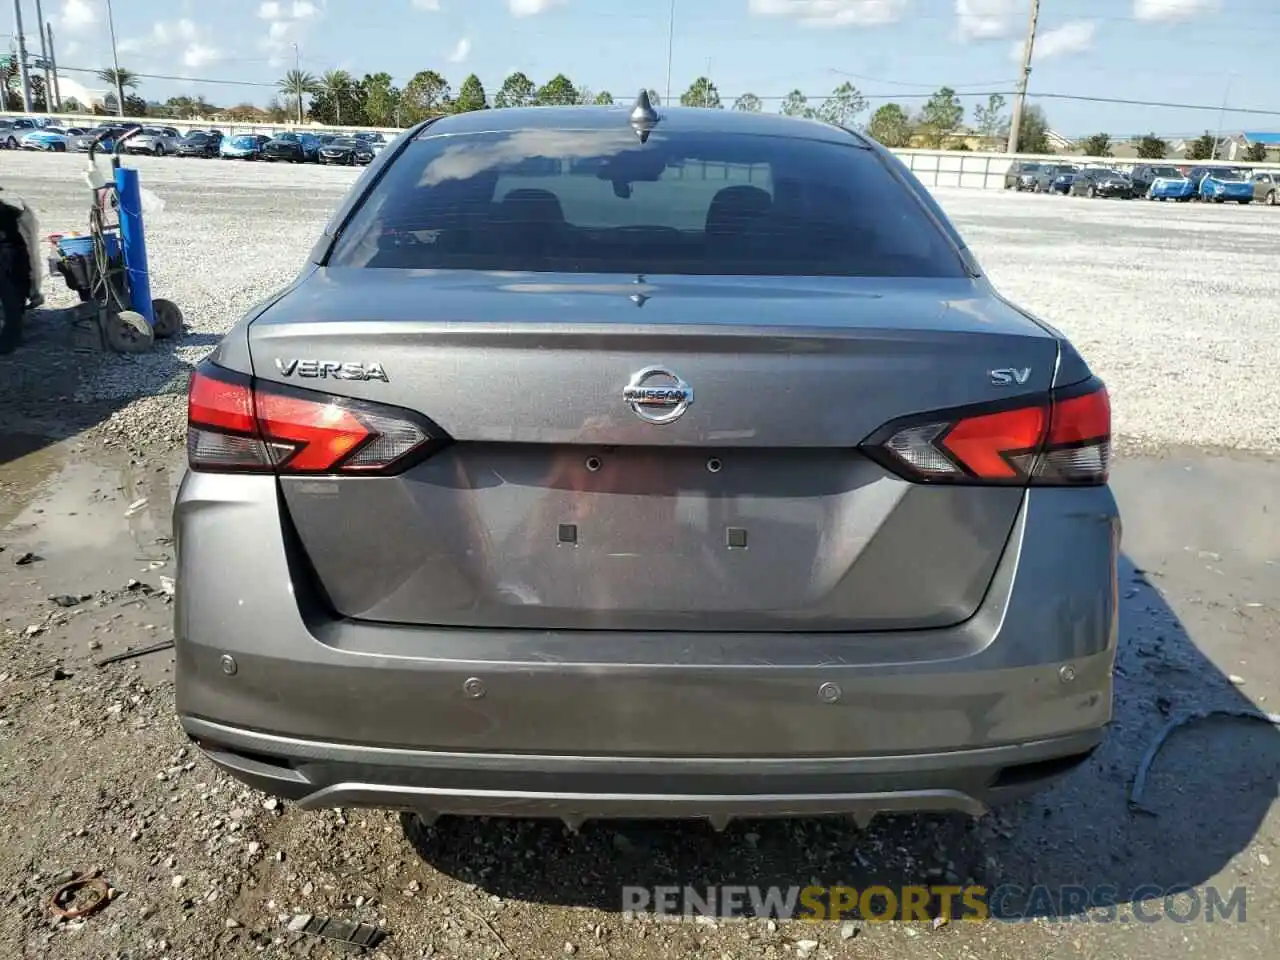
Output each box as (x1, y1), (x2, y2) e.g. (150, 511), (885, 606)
(174, 97), (1119, 833)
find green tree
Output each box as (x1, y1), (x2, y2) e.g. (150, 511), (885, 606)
(1244, 140), (1268, 162)
(594, 91), (614, 105)
(318, 69), (356, 125)
(918, 86), (963, 148)
(1186, 132), (1216, 161)
(361, 72), (399, 126)
(401, 70), (450, 123)
(1015, 104), (1051, 153)
(733, 93), (762, 112)
(680, 76), (722, 108)
(1136, 133), (1168, 159)
(453, 74), (488, 113)
(536, 73), (578, 105)
(494, 71), (536, 109)
(780, 89), (810, 118)
(278, 69), (320, 124)
(972, 93), (1007, 148)
(1081, 133), (1112, 157)
(815, 81), (866, 128)
(123, 93), (148, 117)
(867, 102), (913, 148)
(265, 97), (289, 123)
(96, 67), (139, 90)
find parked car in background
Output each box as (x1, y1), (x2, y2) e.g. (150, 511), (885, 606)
(1033, 164), (1078, 194)
(125, 126), (184, 157)
(20, 126), (87, 152)
(67, 125), (128, 153)
(1068, 167), (1134, 199)
(221, 134), (271, 160)
(0, 117), (39, 150)
(1251, 171), (1280, 206)
(1131, 164), (1194, 201)
(357, 132), (389, 155)
(1196, 167), (1253, 204)
(262, 132), (321, 163)
(1004, 160), (1043, 191)
(176, 130), (223, 158)
(317, 135), (376, 166)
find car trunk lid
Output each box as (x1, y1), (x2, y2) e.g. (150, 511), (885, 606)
(249, 269), (1059, 632)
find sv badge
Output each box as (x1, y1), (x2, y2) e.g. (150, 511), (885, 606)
(275, 359), (389, 382)
(989, 367), (1031, 386)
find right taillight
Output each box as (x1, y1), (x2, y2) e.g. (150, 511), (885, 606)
(863, 378), (1111, 486)
(186, 361), (444, 475)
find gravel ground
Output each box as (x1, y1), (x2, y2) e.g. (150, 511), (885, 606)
(1, 152), (1279, 959)
(2, 150), (1279, 455)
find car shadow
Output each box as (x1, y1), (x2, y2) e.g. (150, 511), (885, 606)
(0, 303), (217, 468)
(403, 525), (1279, 922)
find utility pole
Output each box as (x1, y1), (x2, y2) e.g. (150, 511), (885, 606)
(105, 0), (125, 115)
(11, 0), (33, 112)
(33, 0), (51, 110)
(1005, 0), (1040, 154)
(293, 42), (303, 124)
(664, 0), (675, 105)
(46, 21), (60, 110)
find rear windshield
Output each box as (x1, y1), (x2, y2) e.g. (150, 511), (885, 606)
(329, 129), (966, 278)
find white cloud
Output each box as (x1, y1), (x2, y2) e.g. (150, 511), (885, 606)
(1133, 0), (1219, 21)
(448, 37), (472, 63)
(182, 43), (222, 69)
(258, 0), (324, 61)
(1014, 18), (1097, 61)
(412, 0), (442, 9)
(748, 0), (908, 26)
(508, 0), (566, 15)
(955, 0), (1017, 40)
(59, 0), (98, 33)
(63, 40), (82, 58)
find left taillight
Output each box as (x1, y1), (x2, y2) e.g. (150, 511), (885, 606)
(861, 378), (1111, 487)
(187, 361), (440, 475)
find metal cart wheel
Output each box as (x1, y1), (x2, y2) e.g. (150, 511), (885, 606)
(104, 310), (155, 353)
(152, 298), (184, 339)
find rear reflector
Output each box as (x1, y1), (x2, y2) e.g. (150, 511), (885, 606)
(864, 378), (1111, 486)
(187, 361), (442, 475)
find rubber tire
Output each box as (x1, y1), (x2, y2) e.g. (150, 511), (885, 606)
(152, 298), (184, 339)
(105, 310), (155, 354)
(1238, 199), (1251, 205)
(1087, 185), (1096, 199)
(0, 232), (29, 356)
(154, 144), (165, 157)
(1268, 191), (1277, 206)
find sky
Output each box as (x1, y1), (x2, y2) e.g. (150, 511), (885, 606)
(9, 0), (1280, 137)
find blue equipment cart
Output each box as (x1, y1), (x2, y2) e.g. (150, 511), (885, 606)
(47, 129), (183, 353)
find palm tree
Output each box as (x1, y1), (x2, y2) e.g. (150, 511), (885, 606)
(278, 69), (321, 125)
(96, 67), (139, 90)
(320, 69), (354, 125)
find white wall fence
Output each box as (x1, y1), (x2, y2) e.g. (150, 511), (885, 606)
(11, 111), (1280, 189)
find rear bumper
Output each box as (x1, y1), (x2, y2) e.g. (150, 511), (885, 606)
(185, 716), (1103, 826)
(174, 471), (1120, 823)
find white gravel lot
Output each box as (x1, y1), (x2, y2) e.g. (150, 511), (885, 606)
(2, 151), (1278, 454)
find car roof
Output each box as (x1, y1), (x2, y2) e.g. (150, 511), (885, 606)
(420, 103), (868, 146)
